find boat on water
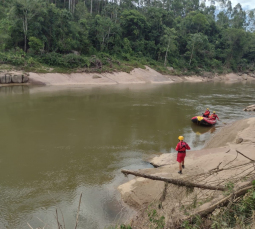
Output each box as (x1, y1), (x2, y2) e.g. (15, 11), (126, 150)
(191, 116), (217, 126)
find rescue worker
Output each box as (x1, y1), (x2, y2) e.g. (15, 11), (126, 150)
(203, 108), (210, 118)
(175, 136), (191, 174)
(209, 111), (219, 120)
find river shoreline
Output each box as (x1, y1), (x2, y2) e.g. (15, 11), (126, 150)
(27, 67), (255, 85)
(118, 117), (255, 227)
(1, 66), (255, 86)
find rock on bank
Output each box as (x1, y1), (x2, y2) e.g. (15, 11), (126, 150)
(0, 72), (29, 84)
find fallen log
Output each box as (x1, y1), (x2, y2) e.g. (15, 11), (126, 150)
(121, 169), (226, 191)
(181, 184), (254, 223)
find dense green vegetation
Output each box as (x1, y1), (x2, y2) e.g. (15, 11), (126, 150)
(182, 184), (255, 229)
(0, 0), (254, 73)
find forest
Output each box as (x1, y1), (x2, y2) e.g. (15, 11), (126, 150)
(0, 0), (254, 74)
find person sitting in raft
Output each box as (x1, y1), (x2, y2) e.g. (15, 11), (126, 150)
(209, 111), (219, 120)
(203, 108), (210, 118)
(175, 136), (191, 174)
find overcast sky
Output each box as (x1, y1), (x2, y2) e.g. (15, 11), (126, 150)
(205, 0), (254, 10)
(231, 0), (253, 9)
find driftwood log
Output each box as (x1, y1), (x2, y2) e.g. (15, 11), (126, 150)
(182, 184), (254, 223)
(121, 169), (226, 191)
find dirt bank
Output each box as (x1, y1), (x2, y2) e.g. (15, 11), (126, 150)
(204, 119), (250, 149)
(27, 66), (255, 86)
(118, 117), (255, 227)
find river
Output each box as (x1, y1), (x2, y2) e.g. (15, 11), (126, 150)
(0, 81), (254, 229)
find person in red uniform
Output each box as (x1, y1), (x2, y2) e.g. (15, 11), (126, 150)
(209, 111), (219, 120)
(203, 108), (210, 118)
(175, 136), (191, 174)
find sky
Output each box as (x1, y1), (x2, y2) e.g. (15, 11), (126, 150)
(204, 0), (254, 10)
(231, 0), (254, 10)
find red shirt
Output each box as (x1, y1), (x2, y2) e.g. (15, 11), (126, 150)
(204, 110), (210, 116)
(175, 141), (191, 153)
(210, 114), (219, 120)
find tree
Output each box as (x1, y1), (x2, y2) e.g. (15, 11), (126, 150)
(160, 26), (177, 66)
(222, 28), (248, 68)
(231, 3), (246, 29)
(120, 10), (148, 42)
(217, 11), (230, 28)
(186, 33), (208, 66)
(247, 9), (255, 31)
(74, 1), (88, 20)
(40, 4), (75, 53)
(13, 0), (43, 52)
(192, 13), (209, 32)
(0, 18), (11, 50)
(89, 14), (118, 51)
(101, 3), (121, 24)
(243, 32), (255, 63)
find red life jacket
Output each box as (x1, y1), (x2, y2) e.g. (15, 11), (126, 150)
(176, 141), (190, 153)
(204, 110), (210, 116)
(210, 114), (218, 120)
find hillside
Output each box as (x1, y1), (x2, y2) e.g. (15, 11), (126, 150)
(0, 0), (255, 75)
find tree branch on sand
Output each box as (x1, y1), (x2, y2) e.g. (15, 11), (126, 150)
(121, 169), (226, 191)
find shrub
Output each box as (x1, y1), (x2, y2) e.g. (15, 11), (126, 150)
(39, 53), (90, 68)
(63, 54), (90, 68)
(0, 52), (25, 66)
(39, 52), (64, 66)
(211, 59), (221, 69)
(28, 37), (44, 53)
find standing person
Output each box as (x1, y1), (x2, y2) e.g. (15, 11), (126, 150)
(209, 111), (219, 120)
(176, 136), (190, 174)
(203, 108), (210, 118)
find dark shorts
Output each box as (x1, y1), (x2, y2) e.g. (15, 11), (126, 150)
(177, 153), (186, 163)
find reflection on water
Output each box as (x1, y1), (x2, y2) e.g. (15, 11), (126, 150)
(0, 82), (254, 229)
(190, 124), (216, 135)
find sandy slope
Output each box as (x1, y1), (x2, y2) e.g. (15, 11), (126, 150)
(28, 66), (255, 85)
(118, 117), (255, 214)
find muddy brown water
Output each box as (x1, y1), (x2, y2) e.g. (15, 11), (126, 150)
(0, 82), (254, 229)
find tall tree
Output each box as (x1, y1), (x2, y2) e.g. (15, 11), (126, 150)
(222, 28), (247, 68)
(13, 0), (43, 52)
(92, 15), (114, 51)
(187, 33), (208, 66)
(160, 26), (177, 66)
(247, 9), (255, 31)
(231, 3), (246, 29)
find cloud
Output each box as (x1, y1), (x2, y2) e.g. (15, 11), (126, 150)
(231, 0), (253, 9)
(204, 0), (254, 10)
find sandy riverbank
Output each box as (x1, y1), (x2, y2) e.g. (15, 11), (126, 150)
(118, 117), (255, 227)
(27, 66), (255, 85)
